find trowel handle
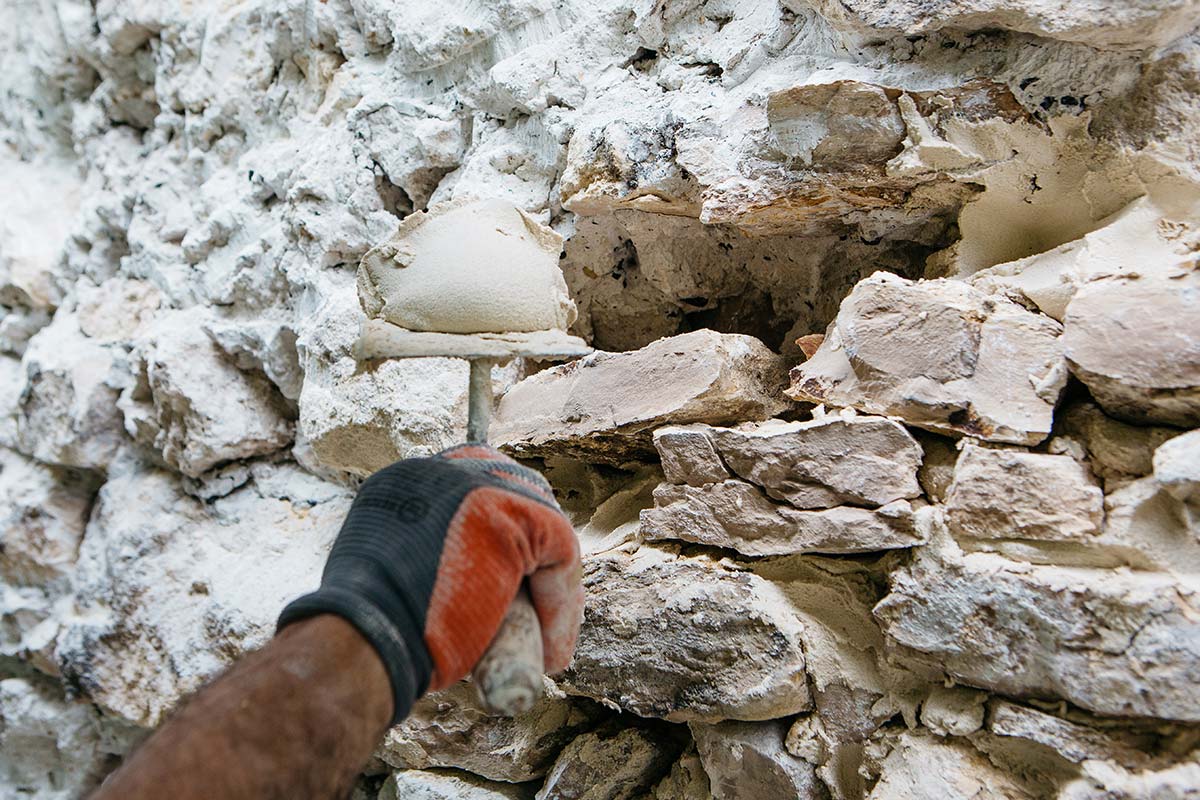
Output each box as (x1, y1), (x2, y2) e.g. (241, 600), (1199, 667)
(472, 584), (544, 716)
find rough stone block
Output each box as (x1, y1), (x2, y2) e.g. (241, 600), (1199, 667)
(494, 330), (790, 464)
(1064, 269), (1200, 428)
(875, 536), (1200, 721)
(945, 445), (1104, 544)
(380, 769), (534, 800)
(535, 724), (682, 800)
(864, 730), (1036, 800)
(559, 548), (811, 722)
(691, 719), (824, 800)
(788, 273), (1066, 445)
(376, 680), (606, 782)
(1153, 428), (1200, 503)
(641, 480), (922, 556)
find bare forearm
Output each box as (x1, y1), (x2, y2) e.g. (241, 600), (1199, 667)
(91, 615), (393, 800)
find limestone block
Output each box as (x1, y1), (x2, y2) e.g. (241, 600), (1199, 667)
(985, 700), (1154, 768)
(0, 678), (108, 800)
(559, 548), (811, 722)
(1063, 270), (1200, 428)
(768, 81), (905, 170)
(296, 280), (476, 477)
(14, 311), (126, 470)
(919, 686), (987, 737)
(700, 415), (923, 508)
(652, 425), (730, 486)
(75, 277), (161, 343)
(205, 319), (303, 402)
(1060, 402), (1182, 486)
(494, 330), (790, 464)
(874, 537), (1200, 721)
(641, 480), (922, 556)
(121, 309), (294, 477)
(807, 0), (1200, 49)
(535, 724), (682, 800)
(691, 719), (824, 800)
(380, 769), (534, 800)
(788, 273), (1066, 445)
(0, 448), (100, 670)
(648, 747), (712, 800)
(864, 730), (1036, 800)
(376, 680), (606, 782)
(1153, 429), (1200, 503)
(56, 462), (351, 727)
(945, 445), (1104, 544)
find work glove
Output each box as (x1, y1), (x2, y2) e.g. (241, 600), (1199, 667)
(277, 445), (583, 725)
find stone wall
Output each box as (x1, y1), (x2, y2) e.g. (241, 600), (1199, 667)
(2, 1), (1199, 797)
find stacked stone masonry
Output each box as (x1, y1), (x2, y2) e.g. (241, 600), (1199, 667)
(1, 0), (1199, 797)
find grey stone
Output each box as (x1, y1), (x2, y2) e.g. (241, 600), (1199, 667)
(535, 724), (681, 800)
(691, 719), (826, 800)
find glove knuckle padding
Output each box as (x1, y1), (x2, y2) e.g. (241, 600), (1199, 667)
(277, 452), (581, 725)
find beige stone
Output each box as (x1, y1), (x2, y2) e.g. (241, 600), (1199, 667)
(788, 273), (1066, 445)
(864, 730), (1037, 800)
(694, 415), (923, 509)
(641, 480), (922, 556)
(1063, 269), (1200, 428)
(1153, 428), (1200, 503)
(919, 685), (987, 738)
(647, 747), (711, 800)
(985, 700), (1154, 768)
(380, 769), (534, 800)
(875, 533), (1200, 722)
(945, 445), (1104, 544)
(691, 719), (824, 800)
(494, 330), (790, 464)
(559, 548), (811, 722)
(1060, 402), (1182, 486)
(375, 680), (604, 782)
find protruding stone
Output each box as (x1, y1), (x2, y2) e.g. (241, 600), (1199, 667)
(1153, 429), (1200, 503)
(535, 724), (682, 800)
(641, 481), (922, 556)
(670, 415), (924, 509)
(494, 330), (790, 464)
(1058, 758), (1200, 799)
(119, 309), (294, 478)
(14, 312), (125, 470)
(945, 445), (1104, 544)
(788, 273), (1066, 445)
(1100, 475), (1200, 574)
(560, 548), (811, 723)
(652, 425), (730, 487)
(864, 730), (1037, 800)
(380, 769), (534, 800)
(0, 448), (100, 671)
(875, 533), (1200, 722)
(986, 700), (1154, 768)
(919, 686), (987, 737)
(691, 719), (824, 800)
(376, 681), (606, 782)
(1063, 270), (1200, 428)
(56, 462), (350, 727)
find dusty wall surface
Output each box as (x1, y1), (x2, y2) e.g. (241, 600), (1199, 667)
(1, 0), (1199, 797)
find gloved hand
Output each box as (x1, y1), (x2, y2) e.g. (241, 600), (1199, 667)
(277, 445), (583, 725)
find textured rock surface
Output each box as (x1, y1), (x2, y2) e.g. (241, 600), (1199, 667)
(534, 724), (682, 800)
(692, 718), (825, 799)
(560, 547), (811, 722)
(381, 769), (535, 800)
(1154, 429), (1200, 502)
(875, 532), (1200, 721)
(56, 461), (350, 726)
(494, 330), (790, 463)
(656, 414), (922, 508)
(864, 729), (1036, 799)
(641, 481), (922, 556)
(377, 681), (606, 782)
(945, 445), (1105, 545)
(1063, 269), (1200, 427)
(788, 273), (1068, 445)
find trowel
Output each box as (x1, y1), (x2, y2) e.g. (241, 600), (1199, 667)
(353, 320), (591, 716)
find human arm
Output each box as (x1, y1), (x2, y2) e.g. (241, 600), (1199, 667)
(90, 445), (583, 800)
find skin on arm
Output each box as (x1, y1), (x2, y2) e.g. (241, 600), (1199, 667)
(90, 615), (392, 800)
